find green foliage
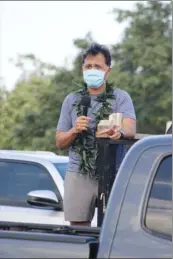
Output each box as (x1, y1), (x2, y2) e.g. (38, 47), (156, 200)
(72, 32), (94, 78)
(110, 0), (172, 133)
(0, 1), (171, 152)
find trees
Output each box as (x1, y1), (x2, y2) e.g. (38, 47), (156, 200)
(0, 1), (171, 151)
(110, 1), (172, 133)
(0, 55), (75, 152)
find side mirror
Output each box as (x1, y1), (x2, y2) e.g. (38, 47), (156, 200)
(27, 190), (60, 209)
(166, 124), (172, 134)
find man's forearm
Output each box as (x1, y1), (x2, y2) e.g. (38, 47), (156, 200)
(123, 126), (136, 138)
(56, 128), (77, 150)
(122, 118), (136, 138)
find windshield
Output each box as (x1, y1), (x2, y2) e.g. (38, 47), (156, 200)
(53, 163), (67, 180)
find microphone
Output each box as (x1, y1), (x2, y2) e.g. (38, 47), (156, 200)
(80, 95), (91, 116)
(72, 95), (91, 147)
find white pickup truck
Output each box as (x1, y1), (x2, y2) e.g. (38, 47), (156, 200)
(0, 151), (97, 226)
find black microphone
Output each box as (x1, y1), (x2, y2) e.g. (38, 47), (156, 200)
(80, 95), (91, 116)
(72, 95), (91, 147)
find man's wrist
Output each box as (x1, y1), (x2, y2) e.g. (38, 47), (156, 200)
(119, 129), (125, 139)
(71, 127), (78, 135)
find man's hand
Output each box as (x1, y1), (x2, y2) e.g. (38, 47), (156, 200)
(109, 126), (121, 140)
(99, 126), (121, 140)
(56, 116), (91, 150)
(98, 118), (136, 140)
(73, 116), (91, 133)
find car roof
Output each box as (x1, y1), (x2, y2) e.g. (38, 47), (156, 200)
(0, 150), (57, 156)
(0, 151), (69, 163)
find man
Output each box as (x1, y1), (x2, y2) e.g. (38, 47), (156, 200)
(56, 43), (136, 227)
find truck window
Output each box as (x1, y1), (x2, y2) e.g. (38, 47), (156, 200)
(53, 162), (67, 180)
(145, 155), (172, 240)
(0, 160), (58, 207)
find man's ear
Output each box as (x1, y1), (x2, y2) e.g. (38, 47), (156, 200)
(108, 67), (111, 73)
(105, 67), (111, 78)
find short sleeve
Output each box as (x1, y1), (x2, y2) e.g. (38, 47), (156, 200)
(56, 94), (72, 132)
(117, 90), (136, 120)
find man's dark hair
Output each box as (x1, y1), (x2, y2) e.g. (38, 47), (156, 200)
(82, 42), (111, 67)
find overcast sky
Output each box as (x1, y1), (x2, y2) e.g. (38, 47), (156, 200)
(0, 1), (136, 90)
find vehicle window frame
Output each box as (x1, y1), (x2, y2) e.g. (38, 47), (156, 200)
(52, 162), (68, 180)
(141, 153), (172, 241)
(0, 158), (63, 209)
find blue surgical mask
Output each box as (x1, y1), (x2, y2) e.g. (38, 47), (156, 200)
(83, 69), (105, 89)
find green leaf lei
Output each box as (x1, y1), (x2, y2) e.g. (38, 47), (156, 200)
(72, 81), (116, 180)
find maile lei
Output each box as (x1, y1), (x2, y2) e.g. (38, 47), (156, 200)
(72, 81), (116, 180)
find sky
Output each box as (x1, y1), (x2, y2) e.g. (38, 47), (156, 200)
(0, 1), (136, 90)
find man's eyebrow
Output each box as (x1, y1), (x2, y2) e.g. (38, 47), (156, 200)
(94, 63), (102, 66)
(85, 63), (102, 66)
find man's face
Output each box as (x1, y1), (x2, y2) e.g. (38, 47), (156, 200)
(82, 53), (111, 80)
